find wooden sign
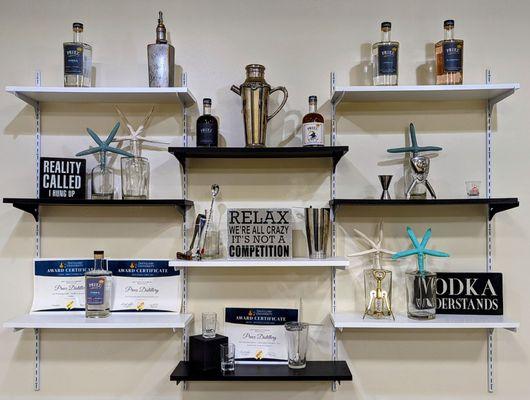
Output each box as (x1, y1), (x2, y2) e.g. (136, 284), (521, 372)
(436, 272), (503, 315)
(39, 157), (86, 200)
(227, 208), (292, 259)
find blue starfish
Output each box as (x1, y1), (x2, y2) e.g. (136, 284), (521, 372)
(387, 123), (443, 157)
(392, 227), (449, 273)
(76, 122), (133, 167)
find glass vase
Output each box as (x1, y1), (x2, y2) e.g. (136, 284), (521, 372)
(121, 156), (149, 200)
(406, 270), (437, 319)
(202, 221), (220, 259)
(363, 267), (393, 319)
(91, 164), (114, 199)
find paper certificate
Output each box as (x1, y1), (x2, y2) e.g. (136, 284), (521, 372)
(31, 259), (92, 312)
(224, 307), (298, 363)
(108, 260), (182, 312)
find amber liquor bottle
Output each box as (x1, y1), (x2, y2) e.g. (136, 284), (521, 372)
(196, 98), (219, 147)
(435, 20), (464, 85)
(302, 96), (324, 147)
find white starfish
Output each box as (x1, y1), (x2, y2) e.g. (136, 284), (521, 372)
(348, 220), (395, 269)
(113, 105), (168, 156)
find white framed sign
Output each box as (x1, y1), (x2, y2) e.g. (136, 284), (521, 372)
(224, 307), (298, 363)
(227, 208), (292, 259)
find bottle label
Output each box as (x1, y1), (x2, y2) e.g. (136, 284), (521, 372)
(197, 121), (218, 147)
(443, 42), (463, 72)
(378, 44), (398, 75)
(64, 44), (84, 75)
(302, 122), (324, 146)
(86, 277), (105, 305)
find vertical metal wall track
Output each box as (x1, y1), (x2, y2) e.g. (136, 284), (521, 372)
(485, 69), (495, 393)
(330, 72), (338, 392)
(34, 71), (42, 391)
(181, 73), (189, 391)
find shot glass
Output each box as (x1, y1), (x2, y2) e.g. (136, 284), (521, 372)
(202, 312), (217, 338)
(465, 181), (481, 197)
(220, 343), (235, 373)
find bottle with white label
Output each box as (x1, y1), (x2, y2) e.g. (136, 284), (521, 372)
(85, 250), (112, 318)
(302, 96), (324, 147)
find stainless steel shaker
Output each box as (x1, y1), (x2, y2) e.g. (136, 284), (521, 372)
(231, 64), (288, 147)
(304, 207), (331, 259)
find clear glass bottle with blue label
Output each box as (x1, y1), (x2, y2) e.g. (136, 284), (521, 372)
(63, 23), (92, 87)
(435, 20), (464, 85)
(85, 251), (112, 318)
(372, 22), (399, 86)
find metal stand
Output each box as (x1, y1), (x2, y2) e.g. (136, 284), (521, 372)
(330, 72), (338, 392)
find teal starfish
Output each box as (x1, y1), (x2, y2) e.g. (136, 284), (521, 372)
(387, 123), (443, 157)
(392, 227), (449, 273)
(76, 122), (133, 167)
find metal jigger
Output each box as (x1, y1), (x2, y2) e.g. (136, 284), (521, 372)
(378, 175), (393, 200)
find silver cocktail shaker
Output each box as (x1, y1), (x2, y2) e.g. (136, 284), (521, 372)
(231, 64), (288, 147)
(304, 207), (331, 259)
(147, 11), (174, 87)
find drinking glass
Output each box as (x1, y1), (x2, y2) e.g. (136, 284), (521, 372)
(121, 156), (149, 200)
(202, 312), (217, 338)
(465, 180), (481, 197)
(285, 321), (309, 369)
(406, 270), (437, 319)
(220, 343), (235, 372)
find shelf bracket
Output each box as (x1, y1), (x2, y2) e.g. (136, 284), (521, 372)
(488, 200), (519, 220)
(12, 202), (39, 221)
(489, 89), (516, 107)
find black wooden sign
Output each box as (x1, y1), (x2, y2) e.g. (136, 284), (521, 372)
(436, 272), (503, 315)
(39, 157), (86, 200)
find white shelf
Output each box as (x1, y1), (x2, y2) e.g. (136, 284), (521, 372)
(3, 312), (193, 331)
(169, 257), (350, 269)
(331, 83), (519, 105)
(6, 86), (196, 107)
(331, 312), (519, 332)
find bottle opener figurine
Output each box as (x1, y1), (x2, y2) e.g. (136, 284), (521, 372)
(387, 123), (442, 199)
(348, 221), (396, 320)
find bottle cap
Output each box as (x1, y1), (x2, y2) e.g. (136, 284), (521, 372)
(381, 21), (391, 29)
(444, 19), (455, 27)
(309, 95), (317, 102)
(203, 98), (212, 105)
(73, 22), (84, 30)
(94, 250), (104, 259)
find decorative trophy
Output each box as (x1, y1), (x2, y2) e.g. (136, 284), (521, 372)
(231, 64), (288, 147)
(387, 123), (442, 199)
(76, 123), (133, 199)
(392, 227), (449, 320)
(113, 106), (168, 200)
(349, 221), (396, 319)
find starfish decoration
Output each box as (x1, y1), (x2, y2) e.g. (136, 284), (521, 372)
(348, 220), (395, 268)
(113, 105), (168, 157)
(76, 122), (133, 167)
(387, 123), (443, 157)
(392, 226), (449, 273)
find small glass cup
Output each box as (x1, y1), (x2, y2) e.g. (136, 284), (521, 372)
(220, 343), (235, 373)
(465, 181), (481, 197)
(285, 322), (309, 369)
(202, 312), (217, 338)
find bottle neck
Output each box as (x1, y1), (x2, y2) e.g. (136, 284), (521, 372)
(94, 257), (106, 270)
(444, 27), (454, 40)
(381, 29), (391, 42)
(203, 104), (211, 115)
(73, 30), (83, 43)
(308, 101), (317, 113)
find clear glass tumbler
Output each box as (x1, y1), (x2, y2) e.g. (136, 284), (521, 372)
(121, 156), (149, 200)
(406, 270), (437, 319)
(285, 322), (309, 369)
(465, 180), (481, 197)
(220, 343), (235, 372)
(202, 312), (217, 338)
(91, 164), (114, 199)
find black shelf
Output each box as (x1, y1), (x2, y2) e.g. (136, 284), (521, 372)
(3, 198), (193, 221)
(168, 146), (349, 172)
(170, 361), (352, 385)
(330, 198), (519, 220)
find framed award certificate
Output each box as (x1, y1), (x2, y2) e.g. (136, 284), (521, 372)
(224, 307), (298, 363)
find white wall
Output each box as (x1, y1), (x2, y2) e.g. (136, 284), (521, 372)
(0, 0), (529, 398)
